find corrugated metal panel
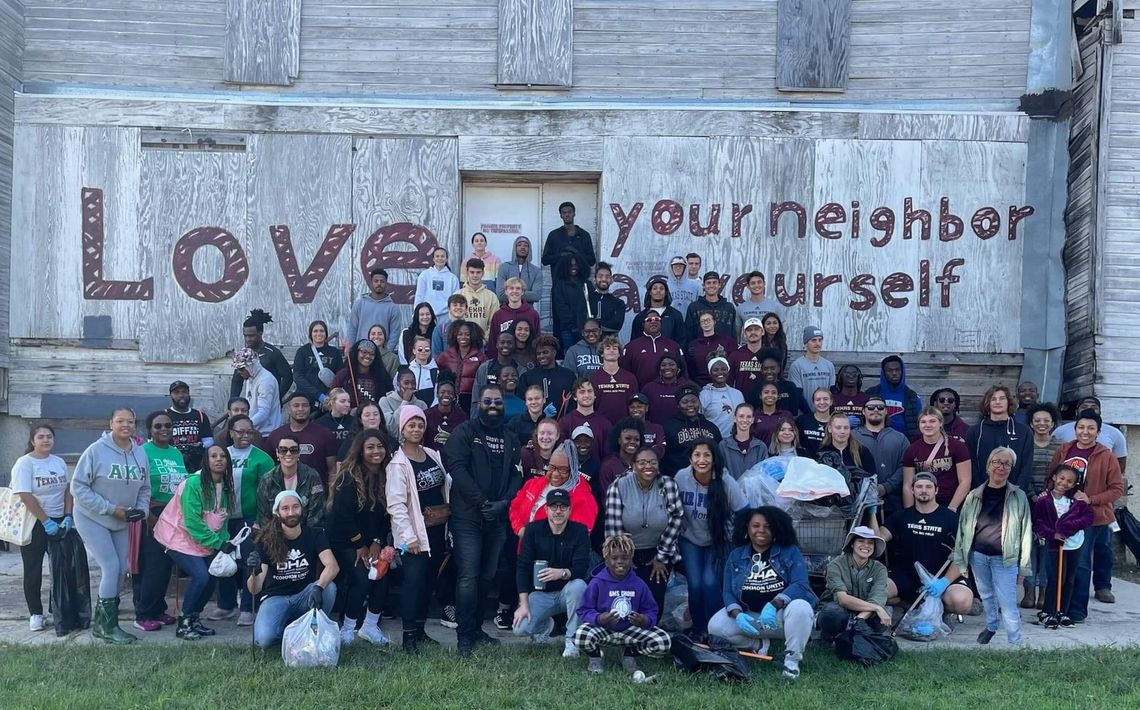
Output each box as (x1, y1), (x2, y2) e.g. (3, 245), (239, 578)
(19, 0), (1031, 105)
(0, 0), (22, 372)
(1062, 22), (1103, 406)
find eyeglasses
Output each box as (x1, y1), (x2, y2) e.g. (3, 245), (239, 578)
(231, 428), (254, 435)
(990, 460), (1013, 469)
(936, 397), (957, 404)
(481, 398), (504, 406)
(864, 404), (885, 411)
(548, 465), (571, 474)
(152, 423), (173, 429)
(277, 446), (300, 455)
(582, 328), (601, 334)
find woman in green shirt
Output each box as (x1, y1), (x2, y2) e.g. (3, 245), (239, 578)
(134, 411), (188, 632)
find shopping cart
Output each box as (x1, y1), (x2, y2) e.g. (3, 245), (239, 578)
(788, 476), (876, 589)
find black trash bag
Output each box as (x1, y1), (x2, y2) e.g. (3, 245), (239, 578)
(834, 618), (897, 667)
(671, 634), (751, 682)
(48, 530), (92, 636)
(1116, 508), (1140, 561)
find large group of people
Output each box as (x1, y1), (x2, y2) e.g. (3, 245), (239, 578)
(10, 217), (1129, 678)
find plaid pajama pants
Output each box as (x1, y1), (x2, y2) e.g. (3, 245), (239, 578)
(571, 622), (672, 658)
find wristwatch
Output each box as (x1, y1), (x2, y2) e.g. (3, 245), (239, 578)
(562, 569), (571, 580)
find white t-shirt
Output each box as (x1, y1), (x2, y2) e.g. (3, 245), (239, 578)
(11, 453), (70, 518)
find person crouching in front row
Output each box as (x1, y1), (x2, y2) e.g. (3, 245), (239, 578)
(247, 490), (339, 648)
(571, 533), (672, 673)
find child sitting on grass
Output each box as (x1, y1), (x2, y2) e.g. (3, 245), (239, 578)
(1031, 464), (1093, 629)
(572, 533), (672, 673)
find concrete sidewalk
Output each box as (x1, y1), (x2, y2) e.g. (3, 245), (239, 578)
(0, 546), (1137, 650)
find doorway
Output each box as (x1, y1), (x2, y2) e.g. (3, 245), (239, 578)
(462, 179), (599, 331)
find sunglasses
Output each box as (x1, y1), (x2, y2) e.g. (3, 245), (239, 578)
(152, 423), (173, 429)
(482, 398), (504, 406)
(936, 397), (957, 404)
(277, 446), (300, 455)
(864, 404), (885, 411)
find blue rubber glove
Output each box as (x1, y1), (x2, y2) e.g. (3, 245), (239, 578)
(543, 402), (557, 418)
(61, 515), (74, 533)
(42, 519), (60, 537)
(923, 577), (950, 597)
(759, 603), (780, 630)
(735, 612), (762, 637)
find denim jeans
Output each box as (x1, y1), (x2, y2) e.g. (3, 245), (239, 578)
(451, 515), (507, 640)
(1024, 538), (1048, 590)
(1072, 524), (1113, 620)
(512, 579), (586, 639)
(679, 538), (721, 637)
(166, 550), (217, 616)
(969, 551), (1021, 644)
(253, 582), (338, 648)
(215, 518), (254, 613)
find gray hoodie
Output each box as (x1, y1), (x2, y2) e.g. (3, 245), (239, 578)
(347, 291), (404, 346)
(496, 236), (544, 305)
(71, 432), (151, 531)
(562, 339), (601, 378)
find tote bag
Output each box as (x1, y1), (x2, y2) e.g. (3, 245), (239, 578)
(0, 487), (37, 545)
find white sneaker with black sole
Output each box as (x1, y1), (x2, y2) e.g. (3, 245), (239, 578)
(439, 605), (458, 629)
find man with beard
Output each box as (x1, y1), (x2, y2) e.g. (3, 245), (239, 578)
(584, 263), (625, 337)
(866, 355), (923, 441)
(622, 311), (682, 387)
(247, 490), (339, 648)
(445, 385), (523, 656)
(166, 380), (212, 472)
(871, 473), (974, 616)
(853, 395), (909, 514)
(265, 393), (338, 485)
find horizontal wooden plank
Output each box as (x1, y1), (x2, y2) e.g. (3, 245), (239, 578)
(458, 135), (603, 172)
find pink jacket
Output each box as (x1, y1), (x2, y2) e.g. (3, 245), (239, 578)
(386, 446), (451, 555)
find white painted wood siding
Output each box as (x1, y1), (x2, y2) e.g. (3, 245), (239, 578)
(20, 0), (1030, 106)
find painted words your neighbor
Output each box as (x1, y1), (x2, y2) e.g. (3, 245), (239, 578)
(608, 196), (1035, 311)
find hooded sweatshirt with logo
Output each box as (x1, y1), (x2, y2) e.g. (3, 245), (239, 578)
(865, 356), (922, 440)
(497, 236), (544, 305)
(71, 432), (151, 532)
(347, 290), (404, 347)
(576, 563), (659, 631)
(415, 264), (461, 317)
(239, 356), (282, 435)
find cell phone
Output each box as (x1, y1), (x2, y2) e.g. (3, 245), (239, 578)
(125, 508), (147, 522)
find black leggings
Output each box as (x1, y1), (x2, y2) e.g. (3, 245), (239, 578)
(21, 519), (59, 615)
(633, 547), (670, 614)
(335, 547), (388, 624)
(401, 527), (448, 632)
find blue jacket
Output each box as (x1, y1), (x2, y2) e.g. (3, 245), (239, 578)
(866, 357), (922, 440)
(721, 542), (817, 613)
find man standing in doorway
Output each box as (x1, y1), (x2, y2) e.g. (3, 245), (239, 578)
(786, 327), (835, 411)
(166, 381), (213, 473)
(347, 268), (404, 348)
(543, 202), (596, 269)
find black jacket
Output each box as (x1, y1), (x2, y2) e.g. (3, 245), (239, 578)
(518, 365), (577, 414)
(551, 279), (588, 335)
(292, 344), (344, 404)
(326, 475), (389, 551)
(583, 289), (625, 335)
(444, 415), (523, 521)
(516, 520), (591, 594)
(542, 226), (596, 268)
(685, 297), (737, 342)
(631, 306), (686, 344)
(965, 417), (1034, 488)
(230, 342), (293, 402)
(662, 414), (723, 477)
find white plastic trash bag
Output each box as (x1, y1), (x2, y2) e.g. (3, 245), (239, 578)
(208, 525), (251, 578)
(776, 457), (849, 501)
(738, 463), (788, 510)
(282, 608), (341, 667)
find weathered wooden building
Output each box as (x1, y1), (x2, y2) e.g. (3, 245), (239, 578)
(0, 1), (1076, 462)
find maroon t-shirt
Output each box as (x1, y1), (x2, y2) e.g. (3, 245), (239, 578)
(1061, 442), (1096, 485)
(641, 378), (694, 428)
(590, 367), (640, 425)
(686, 334), (738, 386)
(729, 345), (765, 394)
(559, 410), (613, 461)
(832, 391), (869, 428)
(423, 405), (467, 453)
(903, 437), (971, 506)
(265, 422), (338, 484)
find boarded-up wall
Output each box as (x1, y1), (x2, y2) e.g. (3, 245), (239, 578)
(19, 0), (1032, 106)
(497, 0), (572, 86)
(776, 0), (850, 91)
(223, 0), (301, 85)
(0, 0), (21, 369)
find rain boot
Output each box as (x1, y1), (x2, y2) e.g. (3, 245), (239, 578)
(90, 598), (107, 641)
(99, 598), (137, 645)
(176, 615), (201, 640)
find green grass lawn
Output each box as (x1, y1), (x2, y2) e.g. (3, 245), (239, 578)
(2, 642), (1137, 709)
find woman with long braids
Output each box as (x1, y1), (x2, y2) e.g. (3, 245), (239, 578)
(229, 309), (292, 401)
(155, 445), (236, 640)
(387, 405), (451, 653)
(71, 408), (150, 645)
(327, 428), (392, 646)
(675, 439), (748, 641)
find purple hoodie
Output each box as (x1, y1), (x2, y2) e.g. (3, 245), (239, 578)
(576, 564), (659, 631)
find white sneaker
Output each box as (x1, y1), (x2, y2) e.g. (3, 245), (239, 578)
(562, 638), (579, 658)
(29, 614), (45, 632)
(341, 625), (357, 646)
(532, 617), (555, 644)
(781, 651), (801, 680)
(357, 624), (390, 645)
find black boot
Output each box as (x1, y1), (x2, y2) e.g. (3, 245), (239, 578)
(402, 630), (419, 654)
(190, 614), (216, 637)
(176, 615), (201, 640)
(416, 623), (440, 646)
